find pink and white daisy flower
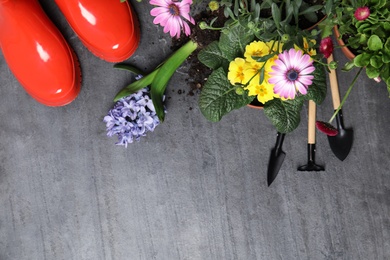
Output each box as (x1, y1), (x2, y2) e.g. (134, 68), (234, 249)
(268, 49), (315, 99)
(150, 0), (195, 38)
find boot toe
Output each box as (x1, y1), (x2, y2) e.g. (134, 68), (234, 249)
(0, 0), (81, 106)
(55, 0), (140, 62)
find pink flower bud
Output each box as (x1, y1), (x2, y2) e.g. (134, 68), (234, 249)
(319, 37), (334, 58)
(373, 76), (381, 83)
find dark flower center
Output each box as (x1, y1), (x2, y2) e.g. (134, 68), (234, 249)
(287, 69), (298, 81)
(168, 4), (180, 16)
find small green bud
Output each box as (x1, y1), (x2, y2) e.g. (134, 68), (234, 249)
(247, 21), (256, 30)
(281, 34), (290, 42)
(208, 1), (219, 11)
(199, 21), (208, 30)
(235, 87), (244, 95)
(328, 61), (337, 70)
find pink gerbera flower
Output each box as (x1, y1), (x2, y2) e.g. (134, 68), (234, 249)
(268, 49), (315, 99)
(354, 6), (370, 21)
(150, 0), (195, 38)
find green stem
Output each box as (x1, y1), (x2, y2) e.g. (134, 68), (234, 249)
(114, 68), (161, 101)
(328, 67), (364, 123)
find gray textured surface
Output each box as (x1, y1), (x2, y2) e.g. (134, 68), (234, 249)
(1, 1), (390, 260)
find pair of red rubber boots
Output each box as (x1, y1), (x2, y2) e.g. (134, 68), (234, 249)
(0, 0), (140, 106)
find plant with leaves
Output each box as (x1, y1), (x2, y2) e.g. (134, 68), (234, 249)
(319, 0), (390, 91)
(197, 0), (328, 133)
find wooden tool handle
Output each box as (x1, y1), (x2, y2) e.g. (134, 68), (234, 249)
(308, 100), (316, 144)
(327, 54), (341, 109)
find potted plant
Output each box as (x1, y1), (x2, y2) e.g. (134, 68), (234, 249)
(319, 0), (390, 90)
(197, 0), (329, 133)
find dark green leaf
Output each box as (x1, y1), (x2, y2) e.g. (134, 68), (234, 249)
(304, 62), (327, 104)
(198, 41), (229, 70)
(299, 4), (323, 15)
(199, 68), (253, 122)
(263, 98), (305, 133)
(271, 3), (281, 28)
(218, 21), (255, 60)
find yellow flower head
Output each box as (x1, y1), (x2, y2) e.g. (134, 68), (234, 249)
(266, 40), (284, 53)
(208, 1), (219, 11)
(246, 80), (275, 104)
(244, 41), (270, 63)
(227, 58), (248, 85)
(243, 61), (262, 84)
(295, 38), (317, 56)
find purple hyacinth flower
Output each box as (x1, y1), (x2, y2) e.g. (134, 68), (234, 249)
(104, 85), (164, 147)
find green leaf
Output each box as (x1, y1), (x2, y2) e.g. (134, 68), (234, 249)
(271, 3), (281, 28)
(365, 65), (381, 79)
(304, 62), (327, 104)
(218, 21), (255, 61)
(367, 35), (383, 51)
(354, 53), (371, 67)
(342, 61), (356, 71)
(198, 41), (228, 70)
(113, 63), (144, 75)
(384, 38), (390, 52)
(370, 55), (383, 68)
(382, 52), (390, 63)
(263, 98), (305, 133)
(299, 4), (323, 15)
(151, 40), (198, 121)
(199, 68), (253, 122)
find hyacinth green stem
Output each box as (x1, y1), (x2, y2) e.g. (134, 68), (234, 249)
(114, 68), (161, 101)
(151, 40), (198, 122)
(114, 40), (198, 115)
(328, 67), (364, 123)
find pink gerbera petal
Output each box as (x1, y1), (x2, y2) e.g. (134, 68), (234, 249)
(295, 81), (308, 95)
(149, 0), (194, 38)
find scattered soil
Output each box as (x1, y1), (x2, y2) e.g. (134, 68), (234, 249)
(171, 7), (228, 96)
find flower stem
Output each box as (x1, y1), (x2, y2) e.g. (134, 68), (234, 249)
(328, 67), (364, 123)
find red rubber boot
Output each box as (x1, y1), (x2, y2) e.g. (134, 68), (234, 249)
(55, 0), (140, 62)
(0, 0), (81, 106)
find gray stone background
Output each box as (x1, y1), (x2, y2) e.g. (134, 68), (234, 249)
(0, 1), (389, 259)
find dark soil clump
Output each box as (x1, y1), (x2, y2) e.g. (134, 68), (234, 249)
(172, 8), (227, 96)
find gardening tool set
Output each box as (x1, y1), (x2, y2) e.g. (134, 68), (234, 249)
(266, 53), (353, 186)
